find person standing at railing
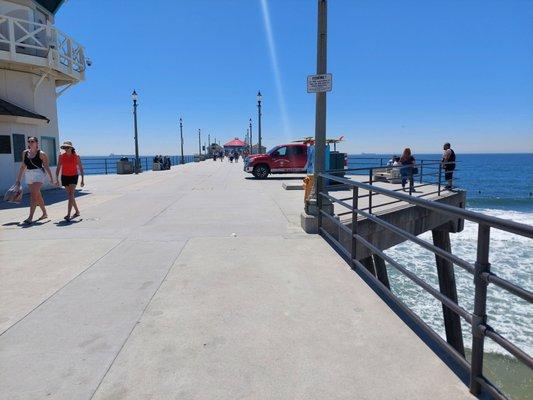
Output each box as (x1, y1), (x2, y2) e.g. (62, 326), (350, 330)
(55, 141), (84, 221)
(441, 142), (456, 190)
(399, 148), (416, 191)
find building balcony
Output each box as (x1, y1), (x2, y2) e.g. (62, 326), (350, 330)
(0, 14), (86, 84)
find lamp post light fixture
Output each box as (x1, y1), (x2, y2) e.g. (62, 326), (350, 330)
(256, 91), (262, 154)
(249, 118), (253, 154)
(132, 89), (140, 174)
(179, 117), (184, 164)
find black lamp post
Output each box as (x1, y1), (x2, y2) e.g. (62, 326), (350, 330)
(249, 118), (253, 154)
(179, 117), (184, 164)
(257, 91), (262, 154)
(198, 129), (201, 158)
(132, 90), (140, 174)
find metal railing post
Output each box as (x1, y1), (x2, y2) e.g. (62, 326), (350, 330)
(470, 224), (491, 395)
(144, 157), (148, 172)
(409, 169), (414, 195)
(104, 159), (108, 175)
(317, 174), (323, 231)
(438, 163), (442, 196)
(419, 160), (424, 183)
(351, 187), (358, 266)
(368, 168), (373, 214)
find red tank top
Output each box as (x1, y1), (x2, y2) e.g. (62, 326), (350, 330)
(60, 153), (78, 176)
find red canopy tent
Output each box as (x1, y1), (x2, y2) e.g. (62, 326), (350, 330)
(224, 138), (247, 147)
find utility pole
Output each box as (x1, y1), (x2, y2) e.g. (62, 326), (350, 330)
(179, 117), (184, 164)
(313, 0), (327, 202)
(198, 129), (201, 158)
(249, 118), (253, 154)
(257, 92), (262, 153)
(208, 134), (211, 155)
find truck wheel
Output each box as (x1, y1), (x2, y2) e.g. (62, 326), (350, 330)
(252, 164), (270, 179)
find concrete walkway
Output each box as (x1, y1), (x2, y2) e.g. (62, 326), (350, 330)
(0, 161), (473, 399)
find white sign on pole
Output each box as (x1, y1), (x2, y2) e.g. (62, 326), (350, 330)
(307, 73), (332, 93)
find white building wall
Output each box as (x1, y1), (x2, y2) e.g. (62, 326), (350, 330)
(0, 69), (59, 192)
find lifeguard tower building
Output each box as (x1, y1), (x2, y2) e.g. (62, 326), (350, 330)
(0, 0), (87, 192)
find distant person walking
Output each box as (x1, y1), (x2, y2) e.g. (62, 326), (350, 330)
(441, 142), (456, 190)
(234, 151), (239, 163)
(399, 148), (416, 191)
(14, 136), (55, 224)
(55, 141), (85, 221)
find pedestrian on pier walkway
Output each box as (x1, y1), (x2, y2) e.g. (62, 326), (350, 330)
(442, 142), (456, 190)
(56, 141), (85, 221)
(15, 136), (55, 224)
(399, 148), (416, 191)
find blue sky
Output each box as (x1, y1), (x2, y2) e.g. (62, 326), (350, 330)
(55, 0), (533, 155)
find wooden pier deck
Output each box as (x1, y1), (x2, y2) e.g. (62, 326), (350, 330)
(0, 161), (473, 399)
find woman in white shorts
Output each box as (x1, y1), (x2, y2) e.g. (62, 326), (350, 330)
(15, 136), (56, 224)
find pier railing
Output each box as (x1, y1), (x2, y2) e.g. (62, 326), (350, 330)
(81, 155), (195, 175)
(316, 171), (532, 400)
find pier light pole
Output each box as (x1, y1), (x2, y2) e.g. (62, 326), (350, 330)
(257, 92), (262, 153)
(179, 117), (184, 164)
(198, 129), (201, 158)
(249, 118), (253, 154)
(208, 134), (211, 154)
(132, 90), (140, 174)
(314, 0), (327, 208)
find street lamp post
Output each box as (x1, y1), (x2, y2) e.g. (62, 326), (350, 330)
(249, 118), (253, 154)
(179, 117), (184, 164)
(256, 92), (262, 154)
(198, 129), (201, 159)
(132, 90), (140, 174)
(208, 134), (211, 154)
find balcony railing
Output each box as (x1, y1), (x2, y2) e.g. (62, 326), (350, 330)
(0, 14), (86, 81)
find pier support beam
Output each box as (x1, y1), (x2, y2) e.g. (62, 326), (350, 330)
(373, 255), (390, 290)
(431, 229), (465, 356)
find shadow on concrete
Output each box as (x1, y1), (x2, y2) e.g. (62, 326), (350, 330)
(54, 218), (83, 227)
(0, 189), (89, 210)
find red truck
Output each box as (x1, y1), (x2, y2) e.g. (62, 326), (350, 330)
(244, 143), (308, 179)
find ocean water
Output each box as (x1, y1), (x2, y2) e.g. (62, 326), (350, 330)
(349, 154), (532, 364)
(80, 155), (195, 175)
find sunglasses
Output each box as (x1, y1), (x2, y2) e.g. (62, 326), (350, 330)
(28, 140), (36, 143)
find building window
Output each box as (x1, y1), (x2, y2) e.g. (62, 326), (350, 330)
(0, 135), (11, 154)
(40, 136), (57, 166)
(12, 134), (26, 162)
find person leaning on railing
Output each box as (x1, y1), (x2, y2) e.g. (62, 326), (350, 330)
(441, 142), (456, 190)
(399, 148), (416, 191)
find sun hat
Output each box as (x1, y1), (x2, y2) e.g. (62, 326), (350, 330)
(60, 141), (74, 150)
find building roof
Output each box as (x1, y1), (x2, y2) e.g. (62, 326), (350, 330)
(224, 138), (247, 147)
(35, 0), (66, 14)
(0, 98), (49, 122)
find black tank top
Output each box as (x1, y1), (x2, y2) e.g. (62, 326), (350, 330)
(24, 150), (44, 170)
(448, 149), (456, 163)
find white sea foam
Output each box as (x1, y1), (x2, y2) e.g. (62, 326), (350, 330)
(385, 208), (533, 356)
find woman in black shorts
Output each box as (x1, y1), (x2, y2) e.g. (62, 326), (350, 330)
(55, 141), (85, 220)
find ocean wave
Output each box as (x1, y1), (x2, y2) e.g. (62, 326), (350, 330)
(467, 197), (533, 211)
(384, 207), (532, 356)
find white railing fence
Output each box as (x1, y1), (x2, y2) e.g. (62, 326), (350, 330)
(0, 14), (86, 77)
